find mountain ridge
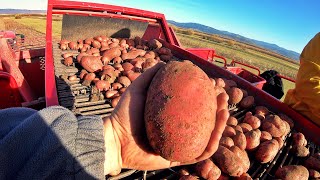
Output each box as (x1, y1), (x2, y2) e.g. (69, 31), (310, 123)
(168, 20), (300, 61)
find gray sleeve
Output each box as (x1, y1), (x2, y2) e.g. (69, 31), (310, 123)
(0, 106), (105, 180)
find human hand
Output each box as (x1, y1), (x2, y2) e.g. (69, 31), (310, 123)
(103, 63), (229, 175)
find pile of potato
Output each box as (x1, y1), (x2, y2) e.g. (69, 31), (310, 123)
(178, 78), (319, 180)
(59, 36), (173, 107)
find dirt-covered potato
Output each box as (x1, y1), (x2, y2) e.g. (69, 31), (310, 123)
(229, 146), (250, 173)
(144, 60), (216, 162)
(227, 116), (238, 126)
(305, 153), (320, 172)
(232, 130), (247, 150)
(215, 78), (226, 87)
(260, 131), (272, 142)
(212, 145), (245, 177)
(179, 175), (199, 180)
(238, 123), (252, 133)
(234, 173), (252, 180)
(275, 165), (309, 180)
(255, 106), (269, 116)
(227, 87), (244, 104)
(292, 132), (307, 147)
(239, 96), (254, 109)
(278, 113), (295, 128)
(292, 145), (310, 157)
(223, 126), (236, 137)
(255, 139), (279, 163)
(309, 169), (320, 179)
(243, 114), (261, 129)
(261, 115), (287, 137)
(220, 137), (235, 148)
(195, 159), (221, 180)
(245, 129), (261, 150)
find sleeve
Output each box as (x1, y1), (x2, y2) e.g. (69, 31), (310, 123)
(0, 106), (105, 180)
(284, 32), (320, 125)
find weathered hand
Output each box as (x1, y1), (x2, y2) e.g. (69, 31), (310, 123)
(103, 62), (229, 175)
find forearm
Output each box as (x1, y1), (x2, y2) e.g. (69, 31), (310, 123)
(103, 117), (122, 175)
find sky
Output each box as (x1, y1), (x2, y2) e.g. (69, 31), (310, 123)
(2, 0), (320, 53)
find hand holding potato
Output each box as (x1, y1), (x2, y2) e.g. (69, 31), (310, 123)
(102, 62), (229, 175)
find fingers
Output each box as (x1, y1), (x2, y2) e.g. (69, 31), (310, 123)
(128, 62), (165, 92)
(194, 108), (229, 162)
(184, 92), (229, 164)
(216, 92), (229, 112)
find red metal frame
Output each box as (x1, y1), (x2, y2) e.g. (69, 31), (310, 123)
(0, 38), (36, 102)
(230, 59), (261, 75)
(45, 0), (177, 106)
(277, 74), (296, 83)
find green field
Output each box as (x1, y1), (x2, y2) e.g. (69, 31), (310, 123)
(176, 33), (298, 101)
(3, 15), (299, 101)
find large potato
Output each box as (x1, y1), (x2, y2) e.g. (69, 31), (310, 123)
(261, 115), (287, 137)
(212, 145), (244, 177)
(229, 146), (250, 172)
(245, 129), (261, 150)
(255, 139), (279, 163)
(275, 165), (309, 180)
(145, 60), (216, 161)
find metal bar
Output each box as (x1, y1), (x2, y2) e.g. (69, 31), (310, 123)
(80, 108), (114, 116)
(78, 104), (112, 112)
(230, 59), (261, 75)
(0, 38), (36, 102)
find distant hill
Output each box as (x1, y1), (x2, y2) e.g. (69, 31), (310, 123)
(168, 20), (300, 61)
(0, 9), (46, 14)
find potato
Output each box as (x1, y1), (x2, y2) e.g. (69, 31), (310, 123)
(255, 139), (279, 163)
(225, 80), (237, 89)
(143, 58), (158, 71)
(235, 125), (243, 133)
(278, 113), (294, 128)
(229, 146), (250, 172)
(232, 130), (246, 150)
(223, 126), (236, 137)
(292, 132), (307, 147)
(238, 123), (252, 133)
(82, 73), (95, 86)
(212, 145), (244, 177)
(179, 175), (199, 180)
(245, 129), (261, 150)
(148, 39), (162, 49)
(275, 165), (309, 180)
(64, 57), (73, 66)
(144, 60), (216, 161)
(117, 76), (131, 87)
(220, 137), (234, 148)
(227, 116), (238, 126)
(122, 49), (146, 60)
(102, 47), (121, 64)
(292, 145), (310, 157)
(234, 173), (252, 180)
(80, 56), (103, 73)
(274, 137), (284, 150)
(160, 54), (172, 62)
(261, 115), (286, 137)
(243, 115), (261, 129)
(255, 106), (269, 116)
(305, 153), (320, 172)
(241, 89), (248, 98)
(260, 131), (272, 142)
(179, 168), (190, 177)
(309, 169), (320, 179)
(227, 87), (243, 104)
(215, 78), (226, 87)
(239, 96), (254, 109)
(195, 159), (221, 180)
